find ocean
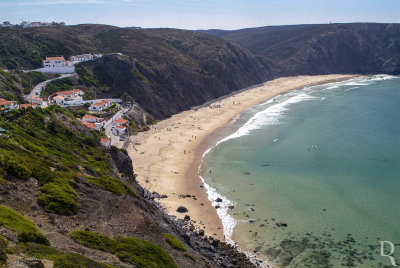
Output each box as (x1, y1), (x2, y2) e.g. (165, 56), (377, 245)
(200, 75), (400, 267)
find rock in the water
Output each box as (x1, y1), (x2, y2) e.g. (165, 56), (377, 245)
(228, 205), (235, 210)
(177, 206), (188, 213)
(215, 205), (220, 209)
(215, 197), (223, 202)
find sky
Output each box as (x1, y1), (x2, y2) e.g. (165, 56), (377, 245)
(0, 0), (399, 30)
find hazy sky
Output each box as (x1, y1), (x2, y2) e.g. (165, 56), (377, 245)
(0, 0), (399, 30)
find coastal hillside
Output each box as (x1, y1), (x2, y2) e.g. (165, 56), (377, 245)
(0, 25), (273, 118)
(200, 23), (400, 75)
(0, 106), (255, 267)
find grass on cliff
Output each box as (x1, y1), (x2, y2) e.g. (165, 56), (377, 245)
(0, 205), (39, 234)
(0, 205), (50, 246)
(70, 230), (177, 268)
(86, 175), (135, 196)
(162, 233), (187, 252)
(0, 106), (132, 216)
(19, 242), (117, 268)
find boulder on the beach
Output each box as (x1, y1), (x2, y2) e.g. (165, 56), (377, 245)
(199, 230), (205, 236)
(184, 215), (191, 221)
(177, 206), (188, 213)
(215, 197), (223, 202)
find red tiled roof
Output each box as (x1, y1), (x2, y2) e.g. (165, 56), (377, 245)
(101, 138), (109, 143)
(82, 121), (96, 129)
(46, 56), (65, 61)
(114, 118), (128, 124)
(53, 95), (64, 99)
(55, 89), (83, 96)
(116, 125), (126, 129)
(29, 96), (43, 101)
(92, 99), (111, 107)
(0, 98), (14, 106)
(83, 114), (99, 120)
(19, 104), (37, 108)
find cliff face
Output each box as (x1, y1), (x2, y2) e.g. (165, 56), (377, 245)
(201, 23), (400, 76)
(0, 25), (275, 118)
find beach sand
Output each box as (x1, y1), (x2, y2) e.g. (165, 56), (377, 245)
(127, 75), (357, 241)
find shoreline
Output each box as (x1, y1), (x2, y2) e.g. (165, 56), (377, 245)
(127, 74), (358, 243)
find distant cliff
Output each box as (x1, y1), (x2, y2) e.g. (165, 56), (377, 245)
(200, 23), (400, 76)
(0, 25), (274, 118)
(1, 23), (400, 119)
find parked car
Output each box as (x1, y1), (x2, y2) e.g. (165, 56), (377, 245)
(119, 136), (126, 141)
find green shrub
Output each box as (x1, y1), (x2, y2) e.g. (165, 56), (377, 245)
(76, 66), (99, 87)
(70, 230), (116, 253)
(19, 243), (116, 268)
(37, 182), (80, 215)
(53, 253), (114, 268)
(0, 247), (6, 264)
(0, 156), (31, 180)
(0, 235), (9, 249)
(70, 231), (177, 268)
(0, 205), (39, 233)
(162, 233), (187, 252)
(86, 176), (135, 196)
(115, 236), (177, 268)
(18, 242), (63, 260)
(17, 231), (50, 246)
(183, 253), (196, 263)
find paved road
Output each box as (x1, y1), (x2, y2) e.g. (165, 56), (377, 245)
(27, 73), (75, 99)
(104, 106), (130, 148)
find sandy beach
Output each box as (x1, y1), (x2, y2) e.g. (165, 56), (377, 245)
(127, 74), (357, 241)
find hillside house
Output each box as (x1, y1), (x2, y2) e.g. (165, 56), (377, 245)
(81, 120), (102, 131)
(70, 54), (93, 62)
(89, 99), (112, 111)
(82, 114), (104, 124)
(28, 96), (43, 105)
(42, 57), (67, 68)
(113, 118), (128, 126)
(19, 104), (37, 109)
(113, 125), (127, 135)
(40, 56), (74, 73)
(0, 98), (16, 112)
(100, 138), (110, 147)
(51, 89), (84, 106)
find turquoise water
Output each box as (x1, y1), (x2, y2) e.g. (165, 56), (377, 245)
(201, 75), (400, 267)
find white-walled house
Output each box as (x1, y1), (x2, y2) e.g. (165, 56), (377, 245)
(27, 96), (43, 105)
(113, 125), (127, 135)
(89, 99), (112, 111)
(0, 98), (16, 112)
(39, 56), (74, 73)
(100, 138), (110, 147)
(70, 54), (93, 62)
(51, 89), (84, 106)
(113, 118), (128, 126)
(82, 114), (104, 124)
(42, 57), (66, 68)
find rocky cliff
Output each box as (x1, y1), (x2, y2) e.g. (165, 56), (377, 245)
(201, 23), (400, 76)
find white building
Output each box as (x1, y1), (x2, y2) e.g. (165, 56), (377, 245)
(113, 125), (127, 135)
(39, 56), (74, 73)
(27, 96), (43, 105)
(51, 89), (84, 106)
(0, 98), (16, 112)
(113, 118), (128, 126)
(82, 114), (104, 124)
(89, 99), (112, 111)
(43, 57), (66, 68)
(70, 54), (93, 62)
(100, 138), (110, 147)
